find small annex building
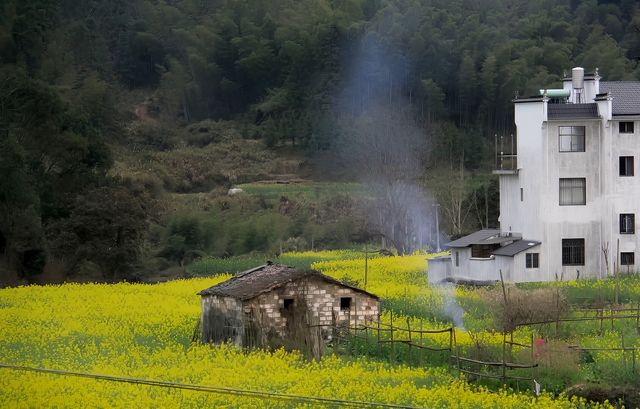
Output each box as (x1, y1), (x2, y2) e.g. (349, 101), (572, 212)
(198, 262), (379, 356)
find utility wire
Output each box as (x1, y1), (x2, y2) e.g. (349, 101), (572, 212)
(0, 363), (424, 409)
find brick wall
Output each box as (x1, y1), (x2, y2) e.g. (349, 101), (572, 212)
(247, 277), (379, 337)
(201, 296), (243, 344)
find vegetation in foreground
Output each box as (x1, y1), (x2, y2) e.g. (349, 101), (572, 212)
(2, 251), (639, 407)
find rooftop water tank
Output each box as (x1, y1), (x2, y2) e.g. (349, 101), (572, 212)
(540, 89), (571, 98)
(572, 67), (584, 89)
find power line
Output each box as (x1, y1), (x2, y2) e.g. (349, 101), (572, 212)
(0, 363), (424, 409)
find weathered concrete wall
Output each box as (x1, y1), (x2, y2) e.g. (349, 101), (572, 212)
(428, 257), (452, 283)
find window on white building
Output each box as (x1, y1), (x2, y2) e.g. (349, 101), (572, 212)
(621, 252), (635, 266)
(619, 122), (634, 134)
(620, 156), (634, 176)
(559, 126), (585, 152)
(562, 239), (585, 266)
(525, 253), (539, 268)
(471, 244), (499, 258)
(620, 214), (635, 234)
(559, 178), (586, 205)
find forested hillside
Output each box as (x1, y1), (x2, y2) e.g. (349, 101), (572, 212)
(1, 0), (639, 283)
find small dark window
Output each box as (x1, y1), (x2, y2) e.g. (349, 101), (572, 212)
(520, 188), (524, 202)
(562, 238), (585, 266)
(620, 122), (634, 134)
(455, 251), (459, 267)
(620, 214), (635, 234)
(283, 298), (294, 310)
(526, 253), (539, 268)
(620, 156), (634, 176)
(621, 252), (635, 266)
(340, 297), (352, 311)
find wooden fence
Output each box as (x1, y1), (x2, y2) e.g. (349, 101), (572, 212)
(328, 315), (540, 393)
(327, 312), (455, 368)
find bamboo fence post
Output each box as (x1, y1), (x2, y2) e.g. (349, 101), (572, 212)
(611, 306), (615, 331)
(499, 269), (509, 333)
(555, 288), (560, 336)
(621, 331), (627, 370)
(448, 327), (453, 370)
(453, 329), (461, 374)
(530, 333), (535, 395)
(390, 310), (395, 364)
(365, 319), (369, 356)
(501, 332), (507, 386)
(407, 317), (413, 367)
(509, 331), (514, 361)
(599, 307), (604, 335)
(377, 314), (382, 357)
(420, 319), (424, 367)
(636, 302), (640, 335)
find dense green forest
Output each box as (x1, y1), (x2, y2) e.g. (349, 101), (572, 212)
(1, 0), (639, 283)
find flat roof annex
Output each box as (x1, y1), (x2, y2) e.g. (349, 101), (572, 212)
(446, 229), (501, 248)
(492, 240), (541, 257)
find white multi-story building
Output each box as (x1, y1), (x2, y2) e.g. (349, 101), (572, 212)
(430, 68), (640, 283)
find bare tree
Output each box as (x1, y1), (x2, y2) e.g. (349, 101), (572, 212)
(428, 160), (475, 237)
(337, 103), (432, 254)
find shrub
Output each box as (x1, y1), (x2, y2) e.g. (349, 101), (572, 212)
(483, 287), (569, 332)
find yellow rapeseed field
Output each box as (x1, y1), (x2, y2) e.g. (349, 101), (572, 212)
(0, 255), (612, 408)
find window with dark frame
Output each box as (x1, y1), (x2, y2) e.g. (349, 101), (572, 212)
(340, 297), (352, 311)
(559, 126), (585, 152)
(455, 251), (459, 267)
(621, 252), (635, 266)
(562, 238), (585, 266)
(620, 122), (634, 134)
(620, 213), (635, 234)
(525, 253), (539, 268)
(520, 188), (524, 202)
(620, 156), (634, 176)
(471, 244), (500, 258)
(559, 178), (586, 205)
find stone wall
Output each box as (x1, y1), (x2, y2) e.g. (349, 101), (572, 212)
(246, 277), (379, 338)
(201, 295), (243, 345)
(201, 277), (379, 349)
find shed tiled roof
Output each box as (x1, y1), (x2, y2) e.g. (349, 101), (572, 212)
(198, 263), (379, 300)
(492, 240), (541, 257)
(548, 103), (599, 120)
(600, 81), (640, 116)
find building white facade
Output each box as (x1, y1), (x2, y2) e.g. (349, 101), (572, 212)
(430, 68), (640, 283)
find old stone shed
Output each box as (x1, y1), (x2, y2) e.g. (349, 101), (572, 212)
(198, 263), (379, 352)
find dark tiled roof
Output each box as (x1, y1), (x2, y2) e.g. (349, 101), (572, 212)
(600, 81), (640, 115)
(548, 103), (599, 120)
(198, 263), (379, 300)
(492, 240), (541, 257)
(447, 229), (500, 248)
